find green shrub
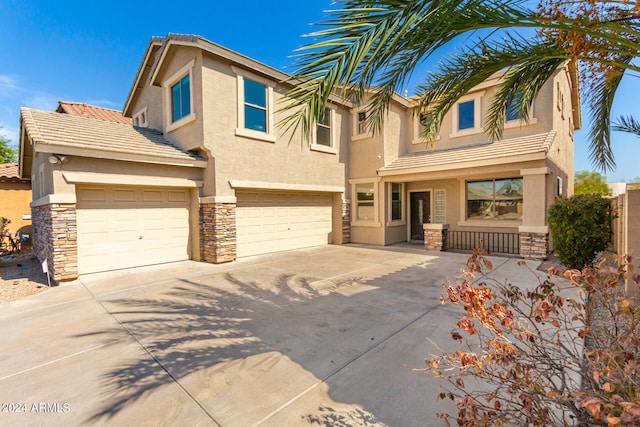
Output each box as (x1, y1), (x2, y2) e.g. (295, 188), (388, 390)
(548, 194), (613, 269)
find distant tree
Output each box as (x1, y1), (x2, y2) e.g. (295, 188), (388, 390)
(0, 132), (17, 163)
(574, 170), (611, 196)
(629, 177), (640, 190)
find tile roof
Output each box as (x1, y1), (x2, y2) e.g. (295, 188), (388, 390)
(21, 108), (204, 164)
(378, 131), (557, 175)
(0, 162), (24, 181)
(56, 101), (133, 125)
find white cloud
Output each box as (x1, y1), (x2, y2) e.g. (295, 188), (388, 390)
(0, 74), (20, 96)
(0, 123), (20, 144)
(23, 95), (59, 111)
(86, 99), (121, 108)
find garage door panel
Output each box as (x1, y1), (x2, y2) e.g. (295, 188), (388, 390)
(142, 190), (163, 202)
(113, 189), (137, 202)
(77, 186), (190, 275)
(236, 191), (333, 258)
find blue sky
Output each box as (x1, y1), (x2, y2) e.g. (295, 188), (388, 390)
(1, 0), (638, 182)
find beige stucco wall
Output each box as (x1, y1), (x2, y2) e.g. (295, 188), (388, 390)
(404, 80), (554, 156)
(0, 181), (32, 233)
(549, 66), (576, 196)
(199, 53), (348, 198)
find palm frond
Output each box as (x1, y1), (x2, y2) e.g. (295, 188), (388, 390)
(612, 115), (640, 136)
(587, 56), (632, 171)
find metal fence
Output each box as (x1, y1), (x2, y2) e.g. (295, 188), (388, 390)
(446, 230), (520, 255)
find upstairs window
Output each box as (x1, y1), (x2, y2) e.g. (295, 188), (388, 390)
(243, 79), (267, 132)
(413, 111), (439, 144)
(172, 74), (191, 122)
(458, 100), (475, 130)
(163, 59), (195, 132)
(357, 111), (367, 134)
(233, 67), (276, 142)
(506, 92), (524, 122)
(352, 109), (371, 141)
(316, 108), (332, 147)
(450, 91), (483, 138)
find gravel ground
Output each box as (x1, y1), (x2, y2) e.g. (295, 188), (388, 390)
(0, 249), (51, 303)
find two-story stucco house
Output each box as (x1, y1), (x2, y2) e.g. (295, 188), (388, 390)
(18, 33), (580, 282)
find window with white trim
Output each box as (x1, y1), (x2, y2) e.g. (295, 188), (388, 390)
(504, 92), (537, 129)
(506, 92), (524, 122)
(163, 59), (195, 132)
(356, 182), (376, 221)
(352, 109), (371, 140)
(412, 111), (439, 144)
(316, 108), (332, 147)
(458, 101), (475, 130)
(390, 183), (403, 221)
(243, 78), (267, 132)
(172, 75), (190, 122)
(450, 91), (484, 138)
(434, 189), (446, 224)
(357, 111), (367, 135)
(233, 67), (276, 142)
(312, 107), (336, 154)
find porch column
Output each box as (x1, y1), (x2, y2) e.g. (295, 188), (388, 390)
(424, 223), (449, 251)
(519, 167), (549, 260)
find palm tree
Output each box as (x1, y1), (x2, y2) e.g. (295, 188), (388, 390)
(282, 0), (640, 171)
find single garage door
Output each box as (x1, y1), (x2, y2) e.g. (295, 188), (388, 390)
(76, 186), (190, 274)
(236, 191), (333, 257)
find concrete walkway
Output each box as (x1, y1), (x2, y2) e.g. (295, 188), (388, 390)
(0, 245), (558, 426)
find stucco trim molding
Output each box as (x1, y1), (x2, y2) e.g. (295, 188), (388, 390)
(520, 167), (550, 176)
(31, 194), (77, 208)
(518, 225), (549, 234)
(229, 180), (345, 193)
(199, 196), (237, 204)
(63, 172), (203, 188)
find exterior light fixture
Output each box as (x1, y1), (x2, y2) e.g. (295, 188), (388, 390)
(48, 155), (68, 165)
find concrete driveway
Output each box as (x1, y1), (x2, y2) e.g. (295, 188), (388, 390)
(0, 244), (551, 426)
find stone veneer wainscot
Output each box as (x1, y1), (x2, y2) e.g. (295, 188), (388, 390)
(200, 201), (236, 263)
(32, 203), (78, 282)
(519, 232), (549, 260)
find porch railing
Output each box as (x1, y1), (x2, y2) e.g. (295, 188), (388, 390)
(446, 230), (520, 255)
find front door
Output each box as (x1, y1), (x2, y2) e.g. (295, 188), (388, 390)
(410, 191), (431, 240)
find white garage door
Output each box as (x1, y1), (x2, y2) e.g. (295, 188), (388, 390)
(236, 191), (333, 257)
(76, 186), (190, 274)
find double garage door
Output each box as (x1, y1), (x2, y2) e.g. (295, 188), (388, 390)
(75, 186), (334, 274)
(236, 191), (333, 257)
(76, 186), (190, 275)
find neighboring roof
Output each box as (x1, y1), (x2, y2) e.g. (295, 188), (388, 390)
(56, 101), (133, 125)
(378, 131), (557, 176)
(0, 162), (28, 182)
(20, 108), (205, 167)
